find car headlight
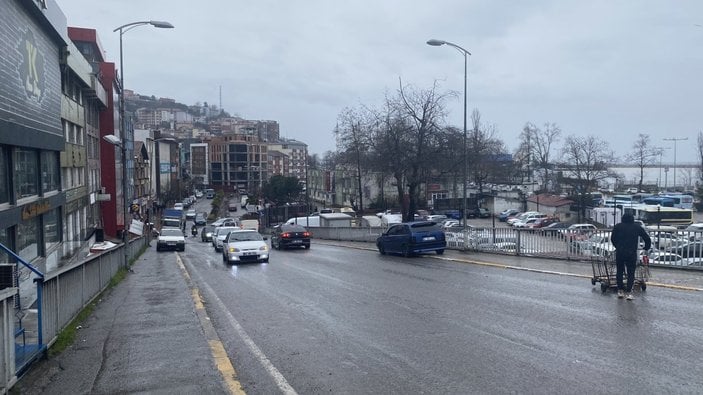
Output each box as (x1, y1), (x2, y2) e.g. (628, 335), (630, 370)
(228, 247), (240, 252)
(205, 232), (212, 237)
(259, 245), (268, 251)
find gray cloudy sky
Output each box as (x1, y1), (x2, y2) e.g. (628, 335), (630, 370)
(56, 0), (702, 162)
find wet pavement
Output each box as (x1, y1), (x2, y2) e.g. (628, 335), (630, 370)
(11, 237), (701, 394)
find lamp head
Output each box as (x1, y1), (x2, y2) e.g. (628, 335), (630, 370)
(103, 134), (122, 146)
(427, 39), (446, 46)
(150, 20), (174, 29)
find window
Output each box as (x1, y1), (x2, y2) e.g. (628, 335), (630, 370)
(0, 147), (8, 204)
(44, 208), (60, 251)
(14, 148), (38, 199)
(41, 151), (60, 193)
(17, 217), (39, 262)
(0, 227), (10, 264)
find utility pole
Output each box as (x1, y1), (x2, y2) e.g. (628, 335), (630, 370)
(663, 137), (688, 191)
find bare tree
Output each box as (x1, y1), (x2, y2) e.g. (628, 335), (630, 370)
(368, 81), (450, 221)
(532, 123), (561, 191)
(337, 106), (373, 214)
(559, 135), (615, 221)
(625, 133), (659, 192)
(467, 109), (506, 196)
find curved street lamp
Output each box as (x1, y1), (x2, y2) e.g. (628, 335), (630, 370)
(427, 39), (471, 227)
(112, 20), (174, 267)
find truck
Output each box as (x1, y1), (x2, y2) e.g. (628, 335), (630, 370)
(162, 208), (184, 229)
(285, 216), (320, 227)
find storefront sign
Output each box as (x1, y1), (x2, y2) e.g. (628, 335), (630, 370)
(21, 199), (51, 220)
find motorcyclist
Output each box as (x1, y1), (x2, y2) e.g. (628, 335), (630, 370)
(191, 224), (198, 236)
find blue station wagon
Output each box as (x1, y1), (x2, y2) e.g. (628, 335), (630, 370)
(376, 221), (447, 257)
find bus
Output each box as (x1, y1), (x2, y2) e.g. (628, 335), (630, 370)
(642, 197), (674, 207)
(622, 204), (693, 228)
(661, 194), (694, 210)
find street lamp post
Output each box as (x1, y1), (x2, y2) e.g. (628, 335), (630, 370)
(112, 20), (173, 267)
(663, 137), (688, 191)
(427, 39), (471, 228)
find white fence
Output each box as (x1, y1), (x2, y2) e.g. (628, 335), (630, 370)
(313, 226), (703, 269)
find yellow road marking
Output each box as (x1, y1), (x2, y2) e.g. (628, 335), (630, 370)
(177, 254), (246, 394)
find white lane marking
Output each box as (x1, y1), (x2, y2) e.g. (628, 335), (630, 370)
(193, 272), (298, 395)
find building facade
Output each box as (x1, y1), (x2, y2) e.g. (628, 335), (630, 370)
(1, 0), (68, 279)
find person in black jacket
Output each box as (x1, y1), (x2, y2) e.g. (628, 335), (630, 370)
(610, 213), (651, 300)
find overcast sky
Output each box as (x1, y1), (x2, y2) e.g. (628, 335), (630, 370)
(56, 0), (702, 163)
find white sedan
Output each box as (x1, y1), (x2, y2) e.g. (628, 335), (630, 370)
(156, 228), (185, 252)
(222, 230), (269, 264)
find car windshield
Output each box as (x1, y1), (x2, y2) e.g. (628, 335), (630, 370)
(410, 222), (443, 232)
(216, 227), (238, 236)
(228, 232), (263, 242)
(161, 229), (182, 237)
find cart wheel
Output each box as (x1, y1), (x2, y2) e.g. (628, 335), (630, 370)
(601, 283), (609, 293)
(591, 278), (596, 286)
(641, 283), (646, 291)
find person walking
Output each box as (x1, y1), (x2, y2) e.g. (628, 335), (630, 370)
(610, 213), (651, 300)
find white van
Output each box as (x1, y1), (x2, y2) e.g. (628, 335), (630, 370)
(239, 219), (260, 232)
(286, 216), (320, 227)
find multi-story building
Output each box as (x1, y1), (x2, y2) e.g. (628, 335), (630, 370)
(68, 27), (124, 239)
(60, 36), (108, 263)
(0, 0), (67, 276)
(190, 143), (209, 188)
(267, 139), (307, 181)
(209, 133), (267, 193)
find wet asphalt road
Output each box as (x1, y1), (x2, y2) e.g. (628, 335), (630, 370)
(181, 224), (703, 394)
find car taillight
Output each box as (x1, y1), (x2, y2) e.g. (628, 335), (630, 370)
(303, 232), (311, 237)
(281, 232), (290, 238)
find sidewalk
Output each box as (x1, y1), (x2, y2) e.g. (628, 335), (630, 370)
(12, 247), (230, 394)
(11, 238), (702, 393)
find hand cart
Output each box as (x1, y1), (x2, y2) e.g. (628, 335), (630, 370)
(591, 253), (649, 293)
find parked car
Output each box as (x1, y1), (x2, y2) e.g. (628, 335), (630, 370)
(222, 229), (269, 264)
(650, 231), (683, 250)
(560, 223), (598, 241)
(478, 208), (491, 218)
(173, 203), (184, 211)
(212, 226), (239, 252)
(641, 251), (685, 266)
(507, 212), (543, 226)
(443, 210), (462, 220)
(270, 223), (311, 250)
(541, 221), (570, 236)
(513, 218), (539, 228)
(201, 217), (237, 242)
(185, 209), (197, 221)
(156, 228), (185, 252)
(194, 212), (207, 226)
(571, 232), (610, 255)
(426, 214), (448, 222)
(666, 240), (703, 258)
(528, 217), (559, 229)
(376, 221), (446, 257)
(498, 209), (520, 222)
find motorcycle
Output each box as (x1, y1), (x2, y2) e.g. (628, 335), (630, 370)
(191, 227), (198, 236)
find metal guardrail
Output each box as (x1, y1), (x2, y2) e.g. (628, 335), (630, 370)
(312, 225), (703, 270)
(0, 287), (18, 393)
(0, 235), (147, 393)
